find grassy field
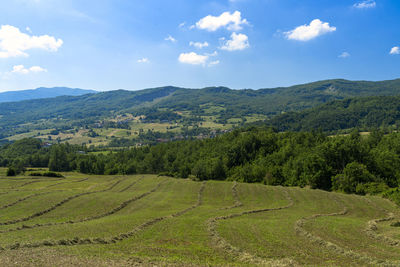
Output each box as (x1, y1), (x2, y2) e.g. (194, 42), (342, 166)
(0, 173), (399, 266)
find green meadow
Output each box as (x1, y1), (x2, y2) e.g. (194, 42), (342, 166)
(0, 173), (399, 266)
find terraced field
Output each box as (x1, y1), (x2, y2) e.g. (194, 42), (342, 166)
(0, 173), (399, 266)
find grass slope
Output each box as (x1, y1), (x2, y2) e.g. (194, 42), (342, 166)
(0, 173), (399, 266)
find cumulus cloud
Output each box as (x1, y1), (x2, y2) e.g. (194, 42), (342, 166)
(390, 46), (400, 55)
(285, 19), (336, 41)
(220, 32), (250, 51)
(0, 25), (63, 58)
(354, 0), (376, 9)
(164, 35), (177, 43)
(206, 51), (218, 57)
(208, 60), (220, 66)
(137, 58), (149, 63)
(339, 52), (351, 58)
(196, 11), (248, 32)
(178, 52), (209, 65)
(189, 41), (209, 49)
(11, 65), (47, 74)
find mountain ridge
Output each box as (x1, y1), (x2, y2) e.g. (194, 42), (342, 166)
(0, 87), (97, 103)
(1, 78), (400, 140)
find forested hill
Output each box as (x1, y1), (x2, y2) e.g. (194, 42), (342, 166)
(266, 96), (400, 132)
(2, 78), (400, 120)
(1, 78), (400, 139)
(0, 87), (96, 103)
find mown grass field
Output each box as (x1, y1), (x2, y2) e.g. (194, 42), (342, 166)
(0, 173), (399, 266)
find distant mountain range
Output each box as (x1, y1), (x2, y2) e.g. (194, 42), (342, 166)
(0, 87), (97, 103)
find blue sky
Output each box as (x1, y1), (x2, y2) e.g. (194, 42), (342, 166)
(0, 0), (399, 92)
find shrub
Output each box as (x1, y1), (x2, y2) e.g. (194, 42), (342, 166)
(6, 167), (16, 176)
(382, 188), (400, 206)
(42, 171), (64, 178)
(390, 221), (400, 227)
(355, 182), (389, 195)
(29, 172), (43, 177)
(332, 162), (375, 194)
(29, 171), (64, 178)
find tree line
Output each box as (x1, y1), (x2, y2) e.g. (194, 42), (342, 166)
(2, 127), (400, 199)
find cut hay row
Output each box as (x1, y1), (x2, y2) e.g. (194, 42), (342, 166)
(0, 177), (64, 180)
(15, 180), (46, 189)
(365, 213), (400, 247)
(104, 178), (126, 191)
(219, 182), (243, 210)
(119, 176), (144, 193)
(294, 198), (400, 266)
(361, 197), (400, 247)
(45, 178), (88, 188)
(1, 181), (206, 251)
(207, 186), (296, 266)
(0, 192), (53, 210)
(0, 181), (166, 233)
(0, 178), (124, 226)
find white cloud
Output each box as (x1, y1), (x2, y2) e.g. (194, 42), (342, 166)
(354, 0), (376, 9)
(339, 52), (350, 58)
(178, 52), (209, 65)
(0, 25), (63, 58)
(285, 19), (336, 41)
(189, 41), (209, 49)
(11, 65), (47, 74)
(208, 60), (220, 66)
(196, 11), (248, 32)
(390, 46), (400, 55)
(179, 22), (186, 28)
(165, 35), (177, 43)
(137, 58), (149, 63)
(220, 32), (250, 51)
(206, 51), (218, 57)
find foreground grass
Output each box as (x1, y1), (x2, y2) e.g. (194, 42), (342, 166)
(0, 174), (399, 266)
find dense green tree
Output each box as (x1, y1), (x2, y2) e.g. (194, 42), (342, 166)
(332, 162), (376, 193)
(48, 145), (70, 172)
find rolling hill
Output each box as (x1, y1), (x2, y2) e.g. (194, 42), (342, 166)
(0, 172), (398, 266)
(1, 78), (400, 143)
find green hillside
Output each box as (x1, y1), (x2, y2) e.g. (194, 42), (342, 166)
(266, 96), (400, 132)
(0, 173), (398, 266)
(1, 78), (400, 144)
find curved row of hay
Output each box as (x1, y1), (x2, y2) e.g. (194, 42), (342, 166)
(0, 180), (165, 234)
(119, 176), (144, 192)
(0, 178), (125, 226)
(207, 184), (296, 266)
(0, 175), (399, 266)
(2, 181), (206, 251)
